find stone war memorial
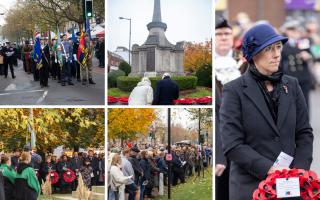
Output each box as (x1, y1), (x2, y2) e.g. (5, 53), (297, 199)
(108, 0), (212, 105)
(130, 0), (185, 77)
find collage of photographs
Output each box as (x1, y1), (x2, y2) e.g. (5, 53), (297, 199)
(0, 0), (320, 200)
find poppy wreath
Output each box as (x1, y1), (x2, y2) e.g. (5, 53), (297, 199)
(63, 169), (76, 183)
(50, 171), (59, 185)
(118, 97), (129, 105)
(194, 96), (212, 105)
(252, 169), (320, 200)
(108, 96), (118, 104)
(174, 98), (195, 105)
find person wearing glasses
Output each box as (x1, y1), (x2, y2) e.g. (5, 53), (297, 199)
(215, 16), (241, 200)
(220, 23), (314, 200)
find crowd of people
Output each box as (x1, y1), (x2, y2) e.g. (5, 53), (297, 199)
(0, 33), (105, 87)
(0, 146), (105, 200)
(108, 143), (212, 200)
(215, 13), (315, 200)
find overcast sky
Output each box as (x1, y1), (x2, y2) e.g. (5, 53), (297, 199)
(108, 0), (212, 51)
(0, 1), (16, 25)
(157, 108), (198, 130)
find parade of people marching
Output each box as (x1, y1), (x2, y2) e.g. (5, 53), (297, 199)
(0, 30), (104, 88)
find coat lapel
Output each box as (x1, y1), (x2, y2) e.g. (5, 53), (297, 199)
(277, 77), (291, 130)
(242, 72), (280, 136)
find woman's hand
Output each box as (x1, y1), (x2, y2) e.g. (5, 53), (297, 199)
(215, 164), (226, 177)
(267, 166), (290, 175)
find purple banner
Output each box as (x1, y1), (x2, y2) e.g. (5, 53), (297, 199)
(285, 0), (315, 10)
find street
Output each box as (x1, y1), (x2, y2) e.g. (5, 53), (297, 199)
(310, 88), (320, 172)
(0, 58), (105, 105)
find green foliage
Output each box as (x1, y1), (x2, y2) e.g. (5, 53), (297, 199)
(118, 61), (131, 76)
(117, 76), (198, 92)
(108, 70), (126, 88)
(195, 63), (212, 87)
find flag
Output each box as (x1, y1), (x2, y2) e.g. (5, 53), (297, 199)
(57, 28), (61, 46)
(86, 19), (92, 40)
(77, 31), (86, 67)
(72, 29), (77, 43)
(34, 32), (42, 70)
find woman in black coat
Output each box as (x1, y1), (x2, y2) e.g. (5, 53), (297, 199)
(220, 24), (314, 200)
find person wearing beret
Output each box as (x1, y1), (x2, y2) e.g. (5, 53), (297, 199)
(220, 23), (314, 200)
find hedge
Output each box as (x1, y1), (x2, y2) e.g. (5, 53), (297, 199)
(119, 61), (131, 76)
(196, 63), (212, 87)
(117, 76), (198, 92)
(108, 69), (126, 88)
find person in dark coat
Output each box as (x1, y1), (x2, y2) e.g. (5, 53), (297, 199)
(0, 171), (5, 200)
(281, 20), (313, 109)
(11, 148), (21, 170)
(152, 73), (179, 105)
(15, 152), (41, 200)
(40, 155), (56, 184)
(87, 150), (99, 186)
(3, 42), (16, 79)
(128, 146), (143, 186)
(39, 38), (50, 87)
(80, 158), (93, 189)
(70, 152), (83, 190)
(220, 24), (314, 200)
(172, 149), (185, 186)
(139, 150), (152, 200)
(0, 155), (16, 200)
(57, 155), (72, 194)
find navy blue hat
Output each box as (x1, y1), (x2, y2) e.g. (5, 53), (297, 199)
(242, 24), (288, 62)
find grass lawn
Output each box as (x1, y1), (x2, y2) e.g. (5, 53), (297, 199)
(108, 87), (212, 98)
(155, 168), (212, 200)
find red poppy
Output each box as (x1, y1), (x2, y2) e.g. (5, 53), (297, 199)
(50, 171), (59, 185)
(194, 97), (212, 105)
(118, 97), (129, 105)
(108, 96), (118, 104)
(63, 169), (76, 183)
(175, 98), (195, 105)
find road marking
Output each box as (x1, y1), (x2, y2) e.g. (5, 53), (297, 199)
(36, 90), (48, 104)
(4, 84), (17, 91)
(0, 90), (45, 96)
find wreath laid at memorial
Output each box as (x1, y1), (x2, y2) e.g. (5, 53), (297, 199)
(50, 171), (59, 185)
(108, 96), (212, 105)
(63, 169), (76, 183)
(253, 169), (320, 200)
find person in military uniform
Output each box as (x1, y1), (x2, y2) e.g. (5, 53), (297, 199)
(281, 20), (314, 109)
(60, 34), (74, 86)
(82, 33), (96, 85)
(38, 38), (50, 88)
(3, 42), (16, 79)
(51, 39), (60, 81)
(23, 40), (33, 74)
(73, 32), (81, 82)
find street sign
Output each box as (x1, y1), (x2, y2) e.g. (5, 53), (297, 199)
(166, 153), (172, 161)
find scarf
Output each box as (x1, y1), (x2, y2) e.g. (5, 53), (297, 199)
(249, 64), (283, 123)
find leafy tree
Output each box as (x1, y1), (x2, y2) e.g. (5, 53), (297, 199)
(0, 108), (104, 152)
(184, 40), (212, 73)
(108, 108), (156, 145)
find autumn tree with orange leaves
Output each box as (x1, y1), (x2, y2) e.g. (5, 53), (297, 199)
(0, 108), (104, 152)
(108, 108), (156, 146)
(184, 40), (212, 73)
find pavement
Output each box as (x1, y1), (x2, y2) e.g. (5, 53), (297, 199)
(0, 58), (105, 105)
(310, 88), (320, 172)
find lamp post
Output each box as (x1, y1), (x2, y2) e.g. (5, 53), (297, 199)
(119, 17), (132, 66)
